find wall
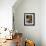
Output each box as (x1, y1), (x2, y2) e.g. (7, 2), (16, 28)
(13, 0), (41, 46)
(0, 0), (16, 29)
(41, 0), (46, 46)
(0, 0), (16, 38)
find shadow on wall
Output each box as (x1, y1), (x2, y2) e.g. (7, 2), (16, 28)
(12, 0), (41, 46)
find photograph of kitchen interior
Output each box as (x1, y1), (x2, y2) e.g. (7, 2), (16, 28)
(0, 0), (46, 46)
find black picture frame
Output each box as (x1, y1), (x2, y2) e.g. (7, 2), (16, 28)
(24, 13), (35, 26)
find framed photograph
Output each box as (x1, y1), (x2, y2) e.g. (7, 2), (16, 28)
(24, 13), (35, 26)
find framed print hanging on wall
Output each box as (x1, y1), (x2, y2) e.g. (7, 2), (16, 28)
(24, 13), (35, 26)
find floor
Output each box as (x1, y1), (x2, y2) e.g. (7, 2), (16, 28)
(0, 33), (23, 46)
(0, 39), (16, 46)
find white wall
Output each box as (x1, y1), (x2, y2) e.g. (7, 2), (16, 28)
(13, 0), (41, 46)
(0, 0), (16, 29)
(41, 0), (46, 46)
(0, 0), (17, 39)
